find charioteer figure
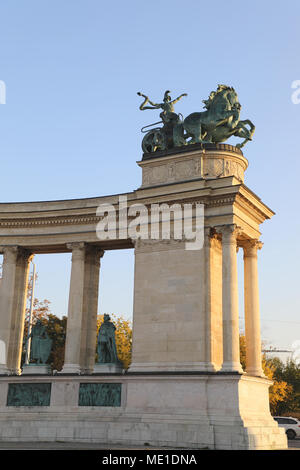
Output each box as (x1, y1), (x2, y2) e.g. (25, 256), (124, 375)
(137, 90), (187, 153)
(138, 90), (187, 125)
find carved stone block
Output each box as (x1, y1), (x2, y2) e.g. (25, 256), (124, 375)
(138, 145), (248, 188)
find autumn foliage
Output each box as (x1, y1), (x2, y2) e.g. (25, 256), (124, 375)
(263, 358), (294, 415)
(240, 334), (296, 415)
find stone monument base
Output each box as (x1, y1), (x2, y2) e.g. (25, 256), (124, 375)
(22, 364), (52, 375)
(93, 363), (123, 374)
(0, 373), (287, 449)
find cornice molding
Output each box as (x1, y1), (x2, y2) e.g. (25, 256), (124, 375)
(0, 190), (271, 231)
(0, 214), (101, 228)
(0, 195), (237, 229)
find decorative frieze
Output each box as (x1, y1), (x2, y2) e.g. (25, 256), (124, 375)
(139, 148), (248, 188)
(7, 383), (51, 406)
(0, 214), (100, 228)
(78, 383), (121, 407)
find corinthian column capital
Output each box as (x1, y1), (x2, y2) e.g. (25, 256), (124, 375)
(241, 239), (263, 258)
(0, 245), (19, 264)
(22, 249), (34, 263)
(217, 224), (242, 244)
(67, 241), (86, 250)
(0, 246), (33, 264)
(67, 242), (86, 262)
(93, 246), (105, 258)
(67, 242), (105, 263)
(204, 227), (221, 248)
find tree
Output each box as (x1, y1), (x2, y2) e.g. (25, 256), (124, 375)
(268, 357), (300, 414)
(239, 334), (293, 415)
(263, 358), (294, 415)
(45, 314), (67, 371)
(23, 270), (52, 340)
(239, 334), (247, 370)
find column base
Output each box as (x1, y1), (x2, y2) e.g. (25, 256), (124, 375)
(59, 363), (81, 375)
(246, 367), (265, 378)
(221, 361), (244, 374)
(93, 363), (123, 374)
(22, 364), (52, 375)
(198, 362), (220, 372)
(0, 365), (10, 375)
(8, 368), (22, 376)
(129, 362), (219, 373)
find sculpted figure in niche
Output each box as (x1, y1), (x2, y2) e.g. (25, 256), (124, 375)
(29, 319), (52, 364)
(97, 314), (121, 364)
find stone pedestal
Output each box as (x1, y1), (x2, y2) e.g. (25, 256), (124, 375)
(22, 364), (52, 375)
(93, 363), (123, 374)
(139, 143), (248, 188)
(0, 374), (287, 450)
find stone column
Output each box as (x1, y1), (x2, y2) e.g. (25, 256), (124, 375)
(0, 246), (33, 375)
(242, 240), (264, 377)
(203, 228), (222, 371)
(219, 225), (243, 373)
(61, 243), (104, 374)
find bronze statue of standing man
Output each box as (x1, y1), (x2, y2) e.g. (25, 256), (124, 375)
(97, 314), (120, 364)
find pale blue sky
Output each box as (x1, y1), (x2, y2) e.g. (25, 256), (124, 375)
(0, 1), (300, 351)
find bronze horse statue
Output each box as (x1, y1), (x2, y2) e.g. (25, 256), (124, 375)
(173, 85), (255, 149)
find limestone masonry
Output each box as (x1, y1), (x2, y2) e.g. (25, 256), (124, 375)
(0, 144), (287, 449)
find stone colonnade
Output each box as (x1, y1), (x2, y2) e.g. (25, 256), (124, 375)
(0, 243), (104, 376)
(217, 225), (263, 376)
(0, 224), (263, 377)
